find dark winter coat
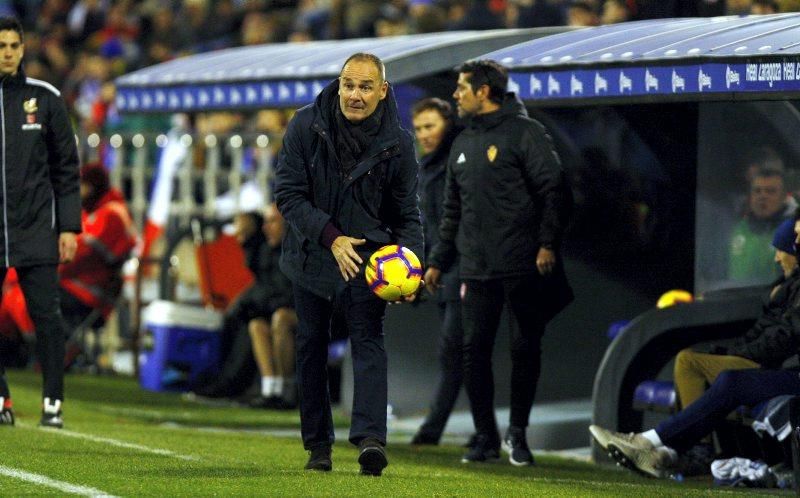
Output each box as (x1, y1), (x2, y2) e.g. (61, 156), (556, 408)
(429, 93), (573, 321)
(0, 69), (81, 267)
(725, 268), (800, 368)
(274, 79), (422, 300)
(419, 125), (461, 303)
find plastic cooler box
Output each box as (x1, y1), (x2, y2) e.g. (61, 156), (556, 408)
(139, 300), (223, 392)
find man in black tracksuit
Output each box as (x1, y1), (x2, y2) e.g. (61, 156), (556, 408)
(274, 53), (422, 476)
(426, 60), (572, 466)
(0, 17), (80, 429)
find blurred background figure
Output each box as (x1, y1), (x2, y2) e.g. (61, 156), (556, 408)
(729, 165), (796, 283)
(751, 0), (780, 13)
(248, 204), (298, 409)
(567, 1), (600, 26)
(409, 98), (466, 446)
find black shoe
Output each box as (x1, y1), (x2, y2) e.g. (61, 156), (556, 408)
(304, 445), (332, 472)
(192, 380), (235, 399)
(39, 398), (63, 429)
(358, 437), (388, 476)
(249, 395), (281, 409)
(461, 433), (500, 463)
(410, 431), (439, 445)
(502, 426), (535, 466)
(464, 432), (479, 449)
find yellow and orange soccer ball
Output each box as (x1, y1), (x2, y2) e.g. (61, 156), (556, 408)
(365, 245), (422, 301)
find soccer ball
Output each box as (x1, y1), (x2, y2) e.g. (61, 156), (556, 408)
(365, 245), (423, 301)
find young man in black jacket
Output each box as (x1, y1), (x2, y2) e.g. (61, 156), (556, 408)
(409, 97), (466, 446)
(0, 17), (80, 428)
(426, 60), (572, 466)
(274, 53), (422, 476)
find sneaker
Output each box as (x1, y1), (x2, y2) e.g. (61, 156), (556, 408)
(461, 433), (500, 463)
(0, 397), (13, 426)
(410, 431), (439, 445)
(358, 437), (388, 476)
(39, 397), (63, 429)
(502, 426), (535, 466)
(304, 445), (332, 472)
(588, 425), (670, 478)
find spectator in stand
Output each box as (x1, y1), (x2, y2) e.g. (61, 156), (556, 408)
(567, 1), (600, 26)
(447, 0), (504, 30)
(727, 0), (755, 14)
(601, 0), (633, 23)
(508, 0), (565, 28)
(752, 0), (780, 13)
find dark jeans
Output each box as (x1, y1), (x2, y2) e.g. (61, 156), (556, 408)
(462, 277), (545, 438)
(417, 299), (463, 440)
(294, 282), (387, 450)
(657, 368), (800, 452)
(0, 265), (65, 401)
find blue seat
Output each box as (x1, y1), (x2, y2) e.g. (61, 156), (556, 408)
(632, 380), (677, 413)
(607, 320), (630, 341)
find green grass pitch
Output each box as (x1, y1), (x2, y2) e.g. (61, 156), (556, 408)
(0, 370), (772, 496)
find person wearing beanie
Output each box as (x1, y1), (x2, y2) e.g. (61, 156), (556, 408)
(590, 212), (800, 479)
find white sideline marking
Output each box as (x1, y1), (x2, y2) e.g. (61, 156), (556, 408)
(0, 464), (118, 497)
(18, 422), (199, 461)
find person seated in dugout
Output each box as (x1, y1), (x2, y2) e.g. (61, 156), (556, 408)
(675, 212), (800, 410)
(590, 214), (800, 479)
(192, 205), (296, 408)
(0, 163), (138, 364)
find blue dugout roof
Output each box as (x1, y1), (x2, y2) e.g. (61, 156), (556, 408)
(480, 13), (800, 105)
(115, 28), (567, 113)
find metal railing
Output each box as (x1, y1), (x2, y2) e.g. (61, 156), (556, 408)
(79, 130), (278, 232)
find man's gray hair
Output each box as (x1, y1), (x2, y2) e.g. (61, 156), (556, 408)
(341, 53), (386, 82)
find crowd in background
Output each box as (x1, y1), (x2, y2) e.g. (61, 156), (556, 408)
(0, 0), (795, 140)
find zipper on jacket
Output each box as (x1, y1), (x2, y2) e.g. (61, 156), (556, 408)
(0, 80), (8, 267)
(51, 189), (56, 229)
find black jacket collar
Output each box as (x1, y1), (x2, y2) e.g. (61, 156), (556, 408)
(1, 67), (26, 88)
(467, 92), (527, 131)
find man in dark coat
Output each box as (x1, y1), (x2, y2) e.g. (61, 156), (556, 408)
(0, 17), (80, 429)
(426, 60), (572, 466)
(409, 97), (465, 446)
(274, 53), (422, 476)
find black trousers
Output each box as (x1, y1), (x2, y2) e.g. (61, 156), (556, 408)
(0, 264), (65, 401)
(461, 276), (546, 437)
(417, 299), (464, 440)
(294, 282), (387, 450)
